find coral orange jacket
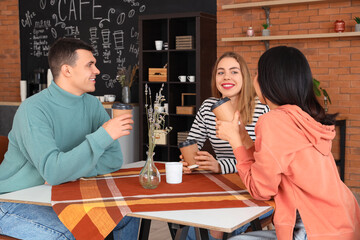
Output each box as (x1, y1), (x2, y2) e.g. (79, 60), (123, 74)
(234, 105), (360, 240)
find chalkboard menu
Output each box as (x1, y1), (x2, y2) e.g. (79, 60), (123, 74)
(18, 0), (216, 102)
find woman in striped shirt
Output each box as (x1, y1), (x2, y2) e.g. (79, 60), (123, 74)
(184, 51), (269, 174)
(182, 52), (271, 240)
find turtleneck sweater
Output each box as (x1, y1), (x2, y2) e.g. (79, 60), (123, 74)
(0, 82), (123, 194)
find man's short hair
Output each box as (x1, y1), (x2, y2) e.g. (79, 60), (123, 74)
(48, 38), (93, 79)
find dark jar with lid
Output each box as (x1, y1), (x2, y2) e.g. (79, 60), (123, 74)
(334, 20), (345, 33)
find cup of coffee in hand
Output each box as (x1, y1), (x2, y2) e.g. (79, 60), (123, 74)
(178, 139), (199, 169)
(112, 103), (133, 118)
(210, 97), (234, 121)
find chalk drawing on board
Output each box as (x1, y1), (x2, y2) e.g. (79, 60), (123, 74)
(40, 0), (46, 10)
(51, 28), (57, 38)
(52, 14), (66, 28)
(102, 74), (117, 89)
(89, 27), (99, 57)
(128, 9), (135, 18)
(19, 0), (150, 99)
(99, 8), (115, 28)
(101, 29), (112, 63)
(117, 12), (126, 25)
(65, 25), (80, 38)
(114, 30), (124, 50)
(21, 11), (36, 27)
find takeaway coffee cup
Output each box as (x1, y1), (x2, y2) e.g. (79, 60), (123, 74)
(178, 139), (199, 169)
(210, 97), (234, 121)
(112, 103), (133, 118)
(165, 162), (183, 184)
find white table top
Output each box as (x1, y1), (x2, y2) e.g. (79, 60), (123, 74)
(0, 161), (273, 233)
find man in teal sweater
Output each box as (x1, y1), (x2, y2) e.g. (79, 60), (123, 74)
(0, 38), (139, 239)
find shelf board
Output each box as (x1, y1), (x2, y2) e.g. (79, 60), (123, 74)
(222, 32), (360, 42)
(222, 0), (326, 10)
(142, 49), (196, 52)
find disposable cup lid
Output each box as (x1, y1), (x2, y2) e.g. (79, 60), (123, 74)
(178, 139), (197, 148)
(210, 97), (231, 111)
(112, 103), (133, 110)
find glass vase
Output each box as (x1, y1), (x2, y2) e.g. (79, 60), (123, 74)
(122, 86), (131, 103)
(139, 152), (161, 189)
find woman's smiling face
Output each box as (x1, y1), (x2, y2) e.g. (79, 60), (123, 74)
(215, 57), (243, 100)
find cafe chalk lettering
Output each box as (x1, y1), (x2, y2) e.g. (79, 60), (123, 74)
(57, 0), (103, 21)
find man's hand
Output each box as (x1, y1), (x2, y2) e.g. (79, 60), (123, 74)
(102, 114), (133, 140)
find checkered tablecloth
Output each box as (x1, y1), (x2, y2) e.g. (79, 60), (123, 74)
(51, 163), (272, 240)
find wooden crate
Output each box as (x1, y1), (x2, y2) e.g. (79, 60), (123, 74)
(176, 106), (195, 115)
(149, 68), (167, 82)
(154, 130), (167, 145)
(176, 93), (196, 115)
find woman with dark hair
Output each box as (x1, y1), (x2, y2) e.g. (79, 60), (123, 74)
(216, 46), (360, 240)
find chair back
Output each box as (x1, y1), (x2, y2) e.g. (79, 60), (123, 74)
(0, 135), (9, 164)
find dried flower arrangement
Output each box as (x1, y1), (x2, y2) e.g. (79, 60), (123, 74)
(144, 83), (172, 158)
(139, 83), (172, 189)
(116, 64), (139, 88)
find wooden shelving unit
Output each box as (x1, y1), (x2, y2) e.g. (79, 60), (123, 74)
(221, 0), (358, 49)
(222, 0), (326, 10)
(222, 32), (360, 42)
(138, 12), (216, 162)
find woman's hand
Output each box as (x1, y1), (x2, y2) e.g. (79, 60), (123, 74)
(194, 151), (221, 173)
(216, 111), (243, 150)
(179, 155), (193, 174)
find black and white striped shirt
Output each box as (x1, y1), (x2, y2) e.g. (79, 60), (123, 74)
(187, 97), (270, 174)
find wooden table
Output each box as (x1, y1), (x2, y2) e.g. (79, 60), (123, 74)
(0, 161), (273, 240)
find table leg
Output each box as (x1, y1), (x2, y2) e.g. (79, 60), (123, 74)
(174, 226), (190, 240)
(222, 232), (230, 240)
(250, 218), (262, 231)
(138, 219), (151, 240)
(104, 232), (114, 240)
(199, 228), (209, 240)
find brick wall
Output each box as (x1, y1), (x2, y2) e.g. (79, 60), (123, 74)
(217, 0), (360, 192)
(0, 0), (21, 102)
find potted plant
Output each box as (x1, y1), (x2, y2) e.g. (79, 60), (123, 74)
(313, 78), (331, 112)
(116, 64), (138, 103)
(262, 23), (270, 36)
(354, 17), (360, 32)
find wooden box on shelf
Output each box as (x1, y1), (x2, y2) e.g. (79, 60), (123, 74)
(176, 93), (196, 115)
(154, 130), (167, 145)
(149, 68), (167, 82)
(176, 106), (195, 115)
(176, 35), (194, 49)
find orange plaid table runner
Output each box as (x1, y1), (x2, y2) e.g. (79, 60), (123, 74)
(51, 163), (272, 240)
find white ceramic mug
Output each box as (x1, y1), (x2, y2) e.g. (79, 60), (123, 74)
(155, 40), (163, 50)
(165, 162), (183, 184)
(178, 75), (186, 82)
(187, 76), (195, 82)
(104, 94), (116, 102)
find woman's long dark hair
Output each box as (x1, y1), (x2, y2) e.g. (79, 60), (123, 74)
(257, 46), (336, 125)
